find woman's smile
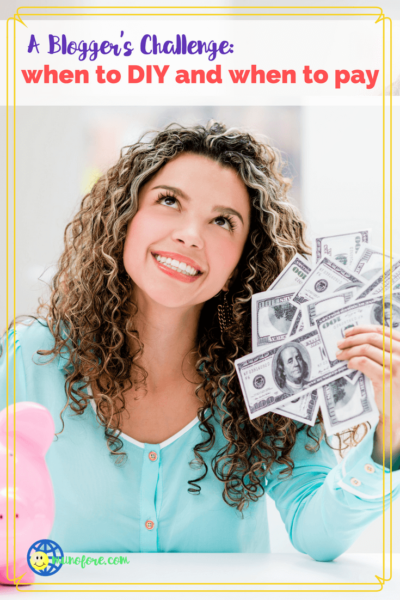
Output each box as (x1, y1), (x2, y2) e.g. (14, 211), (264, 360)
(151, 251), (202, 282)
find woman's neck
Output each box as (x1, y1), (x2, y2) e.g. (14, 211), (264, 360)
(91, 287), (207, 444)
(130, 288), (204, 391)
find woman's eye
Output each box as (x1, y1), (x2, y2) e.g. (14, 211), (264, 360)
(213, 216), (235, 231)
(158, 194), (179, 208)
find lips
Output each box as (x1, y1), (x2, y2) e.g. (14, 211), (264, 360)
(151, 253), (203, 283)
(151, 251), (203, 276)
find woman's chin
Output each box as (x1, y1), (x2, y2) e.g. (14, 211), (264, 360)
(133, 286), (202, 310)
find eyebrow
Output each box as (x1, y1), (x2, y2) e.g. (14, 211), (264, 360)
(151, 185), (189, 201)
(151, 185), (244, 225)
(212, 205), (244, 225)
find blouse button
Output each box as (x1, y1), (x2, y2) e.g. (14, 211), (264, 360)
(364, 464), (375, 474)
(350, 477), (361, 487)
(145, 520), (155, 530)
(148, 451), (158, 462)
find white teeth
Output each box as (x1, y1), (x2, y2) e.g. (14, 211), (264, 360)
(154, 254), (199, 276)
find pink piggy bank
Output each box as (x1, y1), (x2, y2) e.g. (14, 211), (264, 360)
(0, 402), (55, 586)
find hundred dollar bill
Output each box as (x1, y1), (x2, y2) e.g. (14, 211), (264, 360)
(235, 328), (351, 420)
(320, 374), (378, 435)
(352, 244), (396, 281)
(394, 285), (400, 306)
(303, 289), (357, 329)
(355, 259), (400, 301)
(272, 388), (320, 426)
(313, 230), (370, 267)
(291, 257), (364, 306)
(252, 289), (297, 350)
(316, 295), (400, 370)
(267, 254), (311, 291)
(288, 307), (304, 336)
(343, 371), (362, 384)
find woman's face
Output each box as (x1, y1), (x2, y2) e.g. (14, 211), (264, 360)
(123, 152), (251, 309)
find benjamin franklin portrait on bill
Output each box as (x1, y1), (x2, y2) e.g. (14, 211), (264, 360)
(273, 342), (311, 395)
(371, 300), (400, 329)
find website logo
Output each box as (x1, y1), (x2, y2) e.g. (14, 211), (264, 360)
(27, 539), (64, 576)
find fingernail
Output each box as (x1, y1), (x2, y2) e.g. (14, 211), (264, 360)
(336, 350), (343, 356)
(344, 328), (353, 336)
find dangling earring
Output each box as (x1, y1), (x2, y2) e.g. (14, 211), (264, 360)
(217, 292), (233, 333)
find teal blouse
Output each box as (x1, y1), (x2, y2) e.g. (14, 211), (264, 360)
(1, 320), (399, 559)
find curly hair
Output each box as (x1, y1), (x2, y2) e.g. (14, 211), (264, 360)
(30, 120), (368, 513)
(275, 345), (309, 390)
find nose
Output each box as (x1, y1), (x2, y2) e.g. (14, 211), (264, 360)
(171, 215), (204, 249)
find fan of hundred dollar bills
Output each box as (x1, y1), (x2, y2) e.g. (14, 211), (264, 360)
(235, 230), (400, 435)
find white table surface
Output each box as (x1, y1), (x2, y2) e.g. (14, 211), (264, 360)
(1, 553), (399, 599)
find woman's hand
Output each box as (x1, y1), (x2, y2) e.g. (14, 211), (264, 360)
(336, 325), (400, 470)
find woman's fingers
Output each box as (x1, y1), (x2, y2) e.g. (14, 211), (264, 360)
(344, 355), (389, 382)
(337, 330), (400, 354)
(336, 326), (400, 377)
(343, 324), (400, 344)
(335, 324), (400, 380)
(336, 343), (392, 368)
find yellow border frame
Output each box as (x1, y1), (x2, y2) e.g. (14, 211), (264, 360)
(4, 4), (393, 594)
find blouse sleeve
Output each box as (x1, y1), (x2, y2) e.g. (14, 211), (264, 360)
(265, 421), (400, 562)
(0, 325), (28, 410)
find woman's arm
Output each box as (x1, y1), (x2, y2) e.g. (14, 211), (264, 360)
(336, 325), (400, 470)
(266, 324), (400, 562)
(0, 325), (28, 409)
(265, 422), (400, 562)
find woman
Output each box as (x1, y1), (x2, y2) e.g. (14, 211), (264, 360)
(1, 121), (400, 558)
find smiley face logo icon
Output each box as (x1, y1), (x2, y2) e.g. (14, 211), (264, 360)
(27, 539), (64, 576)
(30, 551), (49, 571)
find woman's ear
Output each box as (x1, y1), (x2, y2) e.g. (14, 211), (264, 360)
(222, 267), (238, 292)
